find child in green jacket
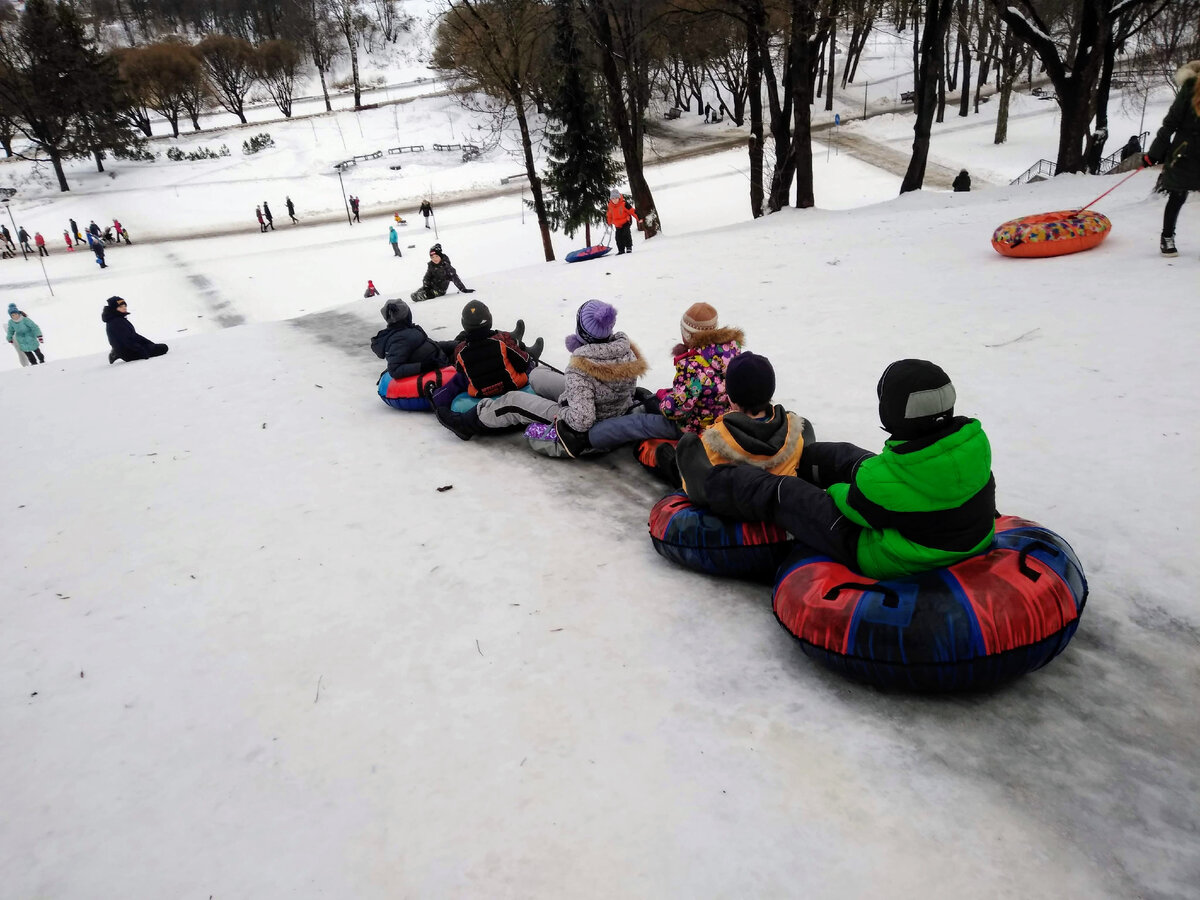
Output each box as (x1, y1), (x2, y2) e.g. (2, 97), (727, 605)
(7, 304), (44, 365)
(698, 359), (996, 579)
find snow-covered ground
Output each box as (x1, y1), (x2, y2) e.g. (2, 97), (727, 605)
(2, 14), (1199, 897)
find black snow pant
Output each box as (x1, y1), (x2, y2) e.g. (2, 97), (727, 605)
(22, 348), (44, 364)
(37, 246), (48, 257)
(392, 243), (402, 257)
(704, 441), (872, 568)
(1163, 190), (1188, 237)
(615, 223), (633, 254)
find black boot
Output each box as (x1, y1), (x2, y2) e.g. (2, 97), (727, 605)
(555, 418), (591, 458)
(435, 404), (482, 441)
(1161, 234), (1178, 257)
(527, 337), (544, 361)
(512, 319), (525, 343)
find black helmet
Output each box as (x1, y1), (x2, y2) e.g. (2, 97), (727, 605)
(876, 359), (956, 439)
(461, 300), (492, 332)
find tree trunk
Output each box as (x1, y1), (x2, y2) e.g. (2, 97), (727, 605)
(0, 135), (11, 157)
(93, 149), (104, 173)
(349, 41), (361, 108)
(49, 147), (69, 191)
(825, 11), (837, 112)
(514, 101), (555, 261)
(745, 5), (765, 218)
(317, 64), (332, 112)
(994, 76), (1012, 143)
(936, 26), (948, 122)
(957, 0), (971, 117)
(169, 112), (180, 137)
(901, 0), (955, 193)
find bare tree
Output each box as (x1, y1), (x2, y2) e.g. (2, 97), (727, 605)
(256, 38), (301, 117)
(329, 0), (372, 108)
(197, 33), (258, 124)
(900, 0), (955, 192)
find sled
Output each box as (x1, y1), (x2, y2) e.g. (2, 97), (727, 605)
(565, 245), (612, 263)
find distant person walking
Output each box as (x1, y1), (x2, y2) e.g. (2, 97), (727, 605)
(389, 225), (402, 257)
(34, 232), (47, 256)
(255, 205), (266, 233)
(350, 195), (361, 223)
(70, 218), (83, 242)
(704, 102), (713, 123)
(419, 199), (433, 228)
(17, 226), (32, 254)
(952, 170), (971, 192)
(286, 196), (298, 224)
(103, 296), (168, 363)
(263, 200), (275, 231)
(63, 231), (74, 252)
(1145, 59), (1200, 258)
(88, 232), (107, 268)
(88, 220), (101, 239)
(113, 219), (131, 244)
(7, 303), (44, 365)
(0, 224), (14, 252)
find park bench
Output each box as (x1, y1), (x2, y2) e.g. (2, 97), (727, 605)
(900, 91), (916, 103)
(388, 145), (425, 154)
(461, 145), (482, 161)
(353, 151), (382, 161)
(664, 108), (683, 120)
(433, 142), (464, 151)
(500, 172), (528, 185)
(333, 158), (356, 171)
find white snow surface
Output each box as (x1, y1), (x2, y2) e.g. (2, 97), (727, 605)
(1, 62), (1199, 900)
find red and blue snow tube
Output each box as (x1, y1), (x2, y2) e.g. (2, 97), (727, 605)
(565, 244), (612, 263)
(772, 515), (1087, 691)
(648, 492), (793, 583)
(377, 366), (457, 411)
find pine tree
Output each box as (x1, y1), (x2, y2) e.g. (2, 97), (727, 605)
(541, 0), (620, 245)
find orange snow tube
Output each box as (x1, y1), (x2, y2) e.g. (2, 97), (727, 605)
(991, 209), (1111, 258)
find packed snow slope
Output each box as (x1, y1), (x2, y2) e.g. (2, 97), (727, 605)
(1, 174), (1198, 899)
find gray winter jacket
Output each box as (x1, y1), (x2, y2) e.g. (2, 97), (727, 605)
(559, 332), (648, 431)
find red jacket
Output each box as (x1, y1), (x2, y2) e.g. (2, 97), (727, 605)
(606, 196), (637, 228)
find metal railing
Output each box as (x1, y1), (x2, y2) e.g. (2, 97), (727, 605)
(1010, 159), (1057, 186)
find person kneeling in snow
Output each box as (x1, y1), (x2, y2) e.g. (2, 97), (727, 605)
(370, 298), (450, 380)
(698, 359), (996, 579)
(433, 300), (645, 441)
(411, 244), (473, 302)
(104, 297), (168, 363)
(675, 353), (811, 506)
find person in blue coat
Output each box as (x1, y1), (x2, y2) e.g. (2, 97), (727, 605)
(102, 296), (168, 364)
(389, 225), (402, 257)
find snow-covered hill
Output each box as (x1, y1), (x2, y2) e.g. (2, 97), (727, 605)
(1, 165), (1197, 897)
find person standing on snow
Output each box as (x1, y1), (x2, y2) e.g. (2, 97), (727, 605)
(0, 224), (14, 252)
(113, 219), (131, 244)
(7, 303), (44, 365)
(255, 206), (266, 233)
(69, 218), (83, 242)
(1145, 59), (1200, 257)
(88, 220), (101, 239)
(63, 231), (74, 252)
(286, 196), (298, 224)
(34, 232), (47, 256)
(350, 195), (361, 223)
(263, 201), (275, 231)
(389, 225), (402, 257)
(419, 199), (433, 228)
(17, 226), (32, 254)
(606, 189), (638, 255)
(88, 232), (107, 268)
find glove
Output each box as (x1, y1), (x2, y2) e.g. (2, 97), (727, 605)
(38, 336), (43, 343)
(461, 288), (476, 293)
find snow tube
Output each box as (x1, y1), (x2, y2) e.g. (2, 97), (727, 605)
(565, 245), (612, 263)
(525, 422), (568, 458)
(991, 209), (1111, 258)
(634, 438), (681, 487)
(772, 515), (1087, 691)
(450, 384), (538, 414)
(648, 492), (793, 583)
(377, 366), (457, 411)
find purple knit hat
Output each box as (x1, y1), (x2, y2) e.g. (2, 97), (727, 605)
(565, 300), (617, 352)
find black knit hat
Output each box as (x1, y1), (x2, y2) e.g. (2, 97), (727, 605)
(430, 243), (442, 255)
(461, 300), (492, 331)
(726, 352), (775, 411)
(876, 359), (956, 439)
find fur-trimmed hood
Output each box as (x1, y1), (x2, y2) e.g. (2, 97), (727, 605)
(1176, 61), (1200, 86)
(566, 332), (648, 383)
(701, 406), (806, 471)
(670, 325), (745, 357)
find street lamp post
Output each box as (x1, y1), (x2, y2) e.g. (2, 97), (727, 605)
(336, 166), (352, 226)
(2, 192), (53, 295)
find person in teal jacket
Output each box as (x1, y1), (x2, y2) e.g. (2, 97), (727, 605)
(7, 303), (44, 365)
(389, 225), (401, 257)
(699, 359), (996, 579)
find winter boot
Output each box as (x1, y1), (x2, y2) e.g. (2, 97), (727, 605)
(1160, 235), (1178, 257)
(526, 337), (544, 361)
(435, 404), (481, 441)
(555, 418), (592, 459)
(108, 350), (118, 364)
(511, 319), (525, 343)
